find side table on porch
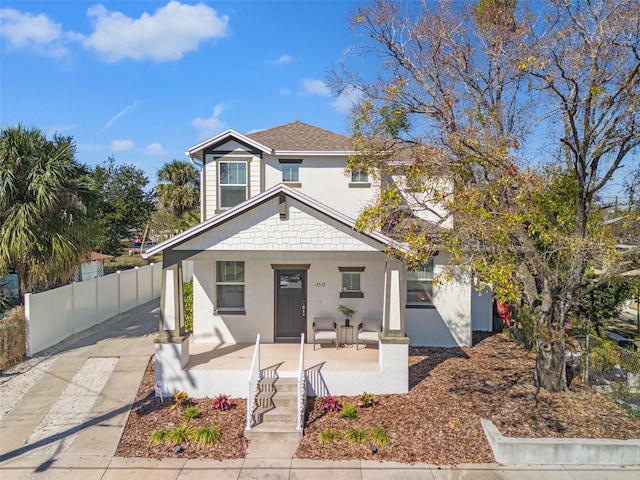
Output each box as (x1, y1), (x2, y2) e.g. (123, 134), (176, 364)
(339, 325), (354, 348)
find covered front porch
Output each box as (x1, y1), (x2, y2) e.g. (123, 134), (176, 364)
(156, 341), (389, 398)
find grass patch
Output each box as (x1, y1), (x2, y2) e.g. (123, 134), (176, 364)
(167, 423), (195, 443)
(149, 428), (170, 444)
(369, 425), (389, 445)
(339, 403), (358, 418)
(182, 405), (200, 420)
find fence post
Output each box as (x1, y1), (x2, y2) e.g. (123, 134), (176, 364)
(135, 266), (140, 306)
(150, 263), (154, 299)
(117, 271), (122, 314)
(25, 293), (32, 357)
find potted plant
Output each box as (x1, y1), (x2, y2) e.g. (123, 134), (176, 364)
(338, 304), (356, 327)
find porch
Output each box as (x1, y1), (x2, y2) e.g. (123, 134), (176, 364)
(156, 340), (406, 398)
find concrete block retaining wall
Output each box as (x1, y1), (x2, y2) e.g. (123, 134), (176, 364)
(482, 419), (640, 465)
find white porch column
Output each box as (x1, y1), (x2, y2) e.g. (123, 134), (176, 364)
(155, 262), (190, 396)
(379, 259), (409, 393)
(381, 259), (407, 339)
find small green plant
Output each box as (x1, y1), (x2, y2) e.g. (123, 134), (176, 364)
(149, 428), (170, 444)
(322, 395), (342, 413)
(345, 427), (368, 443)
(318, 428), (341, 443)
(358, 391), (378, 408)
(193, 425), (222, 444)
(339, 403), (358, 418)
(212, 394), (234, 411)
(167, 422), (196, 443)
(338, 304), (356, 320)
(368, 425), (389, 445)
(182, 405), (201, 420)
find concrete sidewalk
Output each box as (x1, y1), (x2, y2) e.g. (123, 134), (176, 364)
(1, 300), (638, 479)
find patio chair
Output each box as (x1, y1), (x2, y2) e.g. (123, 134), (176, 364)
(356, 317), (382, 350)
(313, 317), (337, 350)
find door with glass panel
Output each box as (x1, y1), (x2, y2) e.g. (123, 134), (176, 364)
(275, 270), (307, 341)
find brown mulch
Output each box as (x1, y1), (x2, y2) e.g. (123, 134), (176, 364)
(116, 333), (640, 464)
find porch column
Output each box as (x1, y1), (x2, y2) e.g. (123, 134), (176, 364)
(379, 259), (409, 393)
(155, 262), (190, 396)
(381, 259), (408, 341)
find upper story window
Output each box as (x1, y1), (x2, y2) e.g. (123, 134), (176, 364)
(351, 171), (369, 183)
(219, 161), (247, 209)
(406, 259), (434, 307)
(279, 159), (302, 186)
(282, 164), (299, 183)
(349, 170), (370, 188)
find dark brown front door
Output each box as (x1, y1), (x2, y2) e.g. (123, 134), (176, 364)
(275, 270), (306, 341)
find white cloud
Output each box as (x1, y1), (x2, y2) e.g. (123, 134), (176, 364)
(0, 8), (72, 58)
(111, 139), (135, 152)
(82, 1), (229, 63)
(331, 86), (363, 114)
(101, 100), (141, 131)
(192, 104), (226, 139)
(267, 54), (293, 65)
(143, 142), (166, 156)
(279, 88), (291, 95)
(299, 78), (331, 97)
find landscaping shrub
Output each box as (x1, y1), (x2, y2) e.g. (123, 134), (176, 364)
(212, 394), (233, 411)
(183, 280), (193, 332)
(321, 395), (342, 413)
(0, 306), (26, 370)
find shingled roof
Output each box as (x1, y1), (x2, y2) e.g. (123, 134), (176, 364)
(246, 121), (355, 151)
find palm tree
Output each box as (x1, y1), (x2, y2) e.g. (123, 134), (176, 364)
(156, 159), (200, 219)
(0, 125), (97, 297)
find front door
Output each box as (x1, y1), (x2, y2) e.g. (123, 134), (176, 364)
(275, 270), (307, 341)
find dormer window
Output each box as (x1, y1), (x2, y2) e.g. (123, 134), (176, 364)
(219, 161), (247, 209)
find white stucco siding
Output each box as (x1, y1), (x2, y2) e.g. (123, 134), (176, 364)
(264, 156), (378, 219)
(176, 198), (381, 252)
(405, 253), (473, 347)
(190, 258), (386, 344)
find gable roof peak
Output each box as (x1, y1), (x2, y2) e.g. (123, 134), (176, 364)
(246, 121), (354, 152)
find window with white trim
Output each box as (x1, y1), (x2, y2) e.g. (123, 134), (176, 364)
(350, 170), (369, 183)
(406, 259), (434, 306)
(339, 266), (365, 298)
(219, 161), (247, 209)
(282, 164), (299, 183)
(216, 261), (245, 312)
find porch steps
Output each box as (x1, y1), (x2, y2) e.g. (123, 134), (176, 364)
(245, 376), (302, 441)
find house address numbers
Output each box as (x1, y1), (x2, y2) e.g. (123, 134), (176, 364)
(316, 282), (326, 287)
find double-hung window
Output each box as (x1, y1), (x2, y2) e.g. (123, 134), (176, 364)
(406, 259), (434, 306)
(339, 266), (365, 298)
(219, 161), (247, 209)
(216, 261), (245, 312)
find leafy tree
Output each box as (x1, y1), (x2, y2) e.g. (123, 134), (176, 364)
(156, 159), (200, 219)
(334, 0), (640, 391)
(0, 125), (98, 296)
(92, 157), (156, 255)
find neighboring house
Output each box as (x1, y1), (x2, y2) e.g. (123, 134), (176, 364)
(74, 252), (114, 282)
(144, 121), (492, 400)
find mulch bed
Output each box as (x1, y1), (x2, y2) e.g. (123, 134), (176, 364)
(116, 333), (640, 464)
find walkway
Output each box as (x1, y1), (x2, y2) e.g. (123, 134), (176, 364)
(0, 300), (638, 479)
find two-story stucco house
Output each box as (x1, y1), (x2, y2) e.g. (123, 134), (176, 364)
(144, 121), (492, 419)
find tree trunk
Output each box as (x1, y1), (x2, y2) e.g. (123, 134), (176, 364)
(534, 339), (568, 392)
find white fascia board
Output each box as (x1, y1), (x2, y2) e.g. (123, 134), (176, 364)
(185, 129), (271, 161)
(274, 150), (356, 157)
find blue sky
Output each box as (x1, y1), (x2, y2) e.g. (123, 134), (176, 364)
(1, 1), (365, 184)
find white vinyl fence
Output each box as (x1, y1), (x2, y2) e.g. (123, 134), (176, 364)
(24, 263), (162, 356)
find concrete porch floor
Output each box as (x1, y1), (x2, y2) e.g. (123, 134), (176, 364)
(187, 341), (380, 376)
